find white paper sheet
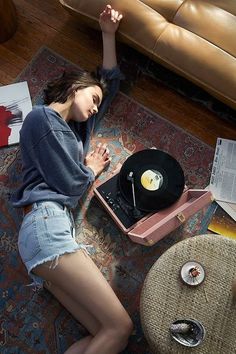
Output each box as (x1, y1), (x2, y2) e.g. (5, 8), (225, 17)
(209, 138), (236, 204)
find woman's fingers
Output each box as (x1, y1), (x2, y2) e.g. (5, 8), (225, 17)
(93, 143), (110, 160)
(96, 142), (106, 153)
(111, 9), (122, 23)
(100, 4), (111, 19)
(100, 5), (122, 23)
(117, 14), (123, 22)
(111, 9), (116, 22)
(85, 143), (112, 176)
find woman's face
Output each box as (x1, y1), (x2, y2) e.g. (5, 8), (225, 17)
(71, 85), (103, 122)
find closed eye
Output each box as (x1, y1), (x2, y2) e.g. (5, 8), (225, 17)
(93, 94), (101, 107)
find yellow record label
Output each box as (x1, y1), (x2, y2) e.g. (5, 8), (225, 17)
(141, 169), (163, 191)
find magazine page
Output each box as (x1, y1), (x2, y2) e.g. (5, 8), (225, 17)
(0, 82), (32, 147)
(209, 138), (236, 204)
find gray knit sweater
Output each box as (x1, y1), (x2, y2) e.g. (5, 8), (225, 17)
(12, 66), (121, 209)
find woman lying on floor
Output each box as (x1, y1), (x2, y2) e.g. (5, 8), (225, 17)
(12, 4), (133, 354)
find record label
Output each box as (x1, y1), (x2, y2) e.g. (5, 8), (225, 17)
(141, 169), (163, 191)
(118, 149), (185, 212)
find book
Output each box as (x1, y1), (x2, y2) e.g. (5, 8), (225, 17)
(208, 205), (236, 240)
(0, 81), (32, 147)
(216, 200), (236, 222)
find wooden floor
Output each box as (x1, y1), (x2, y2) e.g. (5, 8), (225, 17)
(1, 0), (235, 147)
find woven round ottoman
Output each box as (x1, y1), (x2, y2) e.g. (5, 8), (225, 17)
(140, 234), (236, 354)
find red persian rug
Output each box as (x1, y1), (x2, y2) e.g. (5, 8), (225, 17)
(0, 47), (215, 353)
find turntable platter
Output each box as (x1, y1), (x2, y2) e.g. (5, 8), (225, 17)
(118, 149), (185, 212)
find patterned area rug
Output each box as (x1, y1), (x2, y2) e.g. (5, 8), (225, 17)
(0, 47), (215, 354)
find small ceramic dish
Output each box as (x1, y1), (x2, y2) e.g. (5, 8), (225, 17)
(170, 318), (206, 347)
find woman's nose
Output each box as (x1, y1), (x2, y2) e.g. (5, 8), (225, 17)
(93, 105), (98, 114)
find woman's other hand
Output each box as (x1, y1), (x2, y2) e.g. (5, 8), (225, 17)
(85, 143), (111, 177)
(99, 4), (123, 35)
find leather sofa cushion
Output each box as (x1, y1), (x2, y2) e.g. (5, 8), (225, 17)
(60, 0), (236, 109)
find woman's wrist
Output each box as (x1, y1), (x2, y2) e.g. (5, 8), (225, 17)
(86, 165), (97, 178)
(102, 31), (116, 39)
(102, 32), (117, 70)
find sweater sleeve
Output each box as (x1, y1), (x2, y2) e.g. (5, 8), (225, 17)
(21, 109), (95, 197)
(79, 65), (123, 156)
(94, 65), (123, 130)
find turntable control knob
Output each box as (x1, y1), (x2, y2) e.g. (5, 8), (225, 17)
(112, 201), (119, 210)
(108, 198), (114, 205)
(104, 192), (112, 201)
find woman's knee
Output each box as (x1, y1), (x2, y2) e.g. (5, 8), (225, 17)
(121, 314), (134, 337)
(108, 313), (133, 350)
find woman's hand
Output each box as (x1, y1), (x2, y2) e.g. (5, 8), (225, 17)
(85, 143), (111, 177)
(99, 4), (123, 35)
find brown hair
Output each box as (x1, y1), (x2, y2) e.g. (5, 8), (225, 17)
(43, 70), (107, 105)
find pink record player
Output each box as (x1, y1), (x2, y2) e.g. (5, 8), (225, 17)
(94, 149), (213, 246)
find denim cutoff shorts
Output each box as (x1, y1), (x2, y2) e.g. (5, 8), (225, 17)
(18, 201), (85, 287)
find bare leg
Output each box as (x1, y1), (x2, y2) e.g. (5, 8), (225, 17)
(44, 280), (100, 335)
(64, 336), (93, 354)
(44, 281), (99, 353)
(33, 250), (133, 354)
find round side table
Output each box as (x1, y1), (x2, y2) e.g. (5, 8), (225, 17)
(0, 0), (17, 43)
(140, 234), (236, 354)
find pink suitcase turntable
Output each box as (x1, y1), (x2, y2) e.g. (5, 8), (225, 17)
(94, 149), (213, 246)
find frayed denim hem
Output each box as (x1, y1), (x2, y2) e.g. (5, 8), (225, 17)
(26, 244), (92, 291)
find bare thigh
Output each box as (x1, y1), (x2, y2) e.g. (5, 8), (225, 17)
(44, 280), (100, 336)
(33, 250), (131, 329)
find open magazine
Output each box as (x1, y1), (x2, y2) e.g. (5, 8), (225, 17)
(209, 138), (236, 222)
(0, 81), (32, 147)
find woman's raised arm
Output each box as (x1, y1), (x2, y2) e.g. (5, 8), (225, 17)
(99, 4), (123, 70)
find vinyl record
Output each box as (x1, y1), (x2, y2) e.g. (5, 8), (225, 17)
(118, 149), (185, 212)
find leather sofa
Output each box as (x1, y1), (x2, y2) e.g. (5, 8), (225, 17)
(59, 0), (236, 110)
